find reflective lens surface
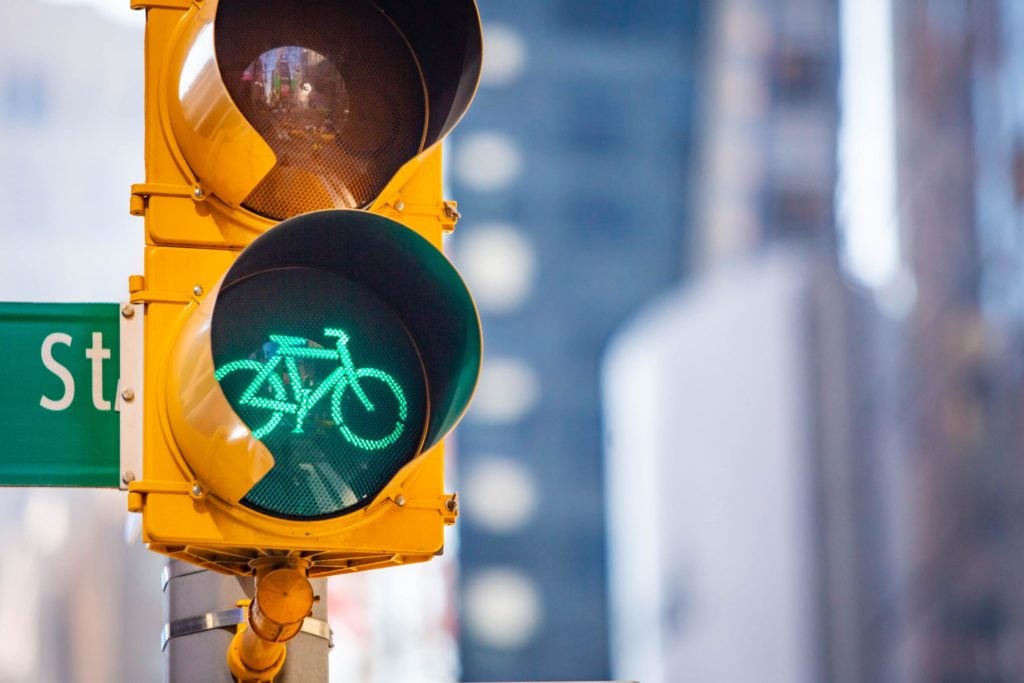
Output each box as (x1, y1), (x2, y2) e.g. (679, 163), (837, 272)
(217, 0), (427, 217)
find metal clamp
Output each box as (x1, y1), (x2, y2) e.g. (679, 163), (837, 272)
(162, 608), (244, 651)
(299, 617), (333, 645)
(162, 609), (334, 651)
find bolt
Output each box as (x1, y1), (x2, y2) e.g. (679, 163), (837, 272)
(121, 304), (135, 319)
(121, 388), (135, 402)
(122, 470), (136, 484)
(395, 495), (407, 507)
(193, 285), (204, 297)
(446, 497), (458, 513)
(394, 200), (406, 212)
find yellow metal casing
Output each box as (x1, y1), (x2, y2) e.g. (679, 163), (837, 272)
(128, 0), (477, 577)
(130, 1), (273, 247)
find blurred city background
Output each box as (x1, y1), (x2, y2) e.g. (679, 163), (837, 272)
(1, 0), (1023, 681)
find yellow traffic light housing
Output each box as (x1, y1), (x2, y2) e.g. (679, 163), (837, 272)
(126, 0), (482, 577)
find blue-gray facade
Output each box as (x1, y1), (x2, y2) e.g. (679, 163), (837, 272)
(448, 2), (703, 679)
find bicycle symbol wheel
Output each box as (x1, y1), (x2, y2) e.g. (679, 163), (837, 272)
(331, 368), (409, 451)
(215, 360), (288, 440)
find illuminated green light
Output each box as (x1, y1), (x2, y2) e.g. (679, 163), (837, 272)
(215, 327), (409, 447)
(211, 265), (428, 520)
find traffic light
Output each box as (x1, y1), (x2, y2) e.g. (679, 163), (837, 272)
(125, 0), (482, 577)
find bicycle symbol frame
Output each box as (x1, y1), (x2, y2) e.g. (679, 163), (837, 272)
(214, 327), (409, 450)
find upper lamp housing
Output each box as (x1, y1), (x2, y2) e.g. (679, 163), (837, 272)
(168, 0), (482, 218)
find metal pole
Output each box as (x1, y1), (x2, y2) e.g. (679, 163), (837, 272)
(163, 559), (330, 683)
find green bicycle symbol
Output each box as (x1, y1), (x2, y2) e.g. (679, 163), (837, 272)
(214, 327), (409, 450)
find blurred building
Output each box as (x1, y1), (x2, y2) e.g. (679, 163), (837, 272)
(0, 0), (144, 302)
(604, 0), (843, 681)
(608, 0), (1024, 682)
(447, 1), (703, 680)
(605, 250), (826, 683)
(889, 1), (1024, 681)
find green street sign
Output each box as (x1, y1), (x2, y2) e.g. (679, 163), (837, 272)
(0, 302), (120, 487)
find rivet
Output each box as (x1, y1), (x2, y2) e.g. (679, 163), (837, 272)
(121, 388), (135, 402)
(395, 495), (407, 507)
(394, 200), (406, 212)
(121, 304), (135, 319)
(193, 285), (204, 297)
(191, 483), (204, 498)
(122, 470), (136, 484)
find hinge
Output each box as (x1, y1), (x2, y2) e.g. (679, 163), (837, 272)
(130, 182), (198, 216)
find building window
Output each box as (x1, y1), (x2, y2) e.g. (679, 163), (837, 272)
(3, 70), (49, 124)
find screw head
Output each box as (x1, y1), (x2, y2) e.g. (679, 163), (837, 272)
(192, 185), (205, 200)
(121, 388), (135, 402)
(394, 199), (406, 212)
(190, 483), (204, 498)
(193, 285), (204, 297)
(395, 495), (407, 507)
(121, 304), (135, 319)
(122, 470), (136, 484)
